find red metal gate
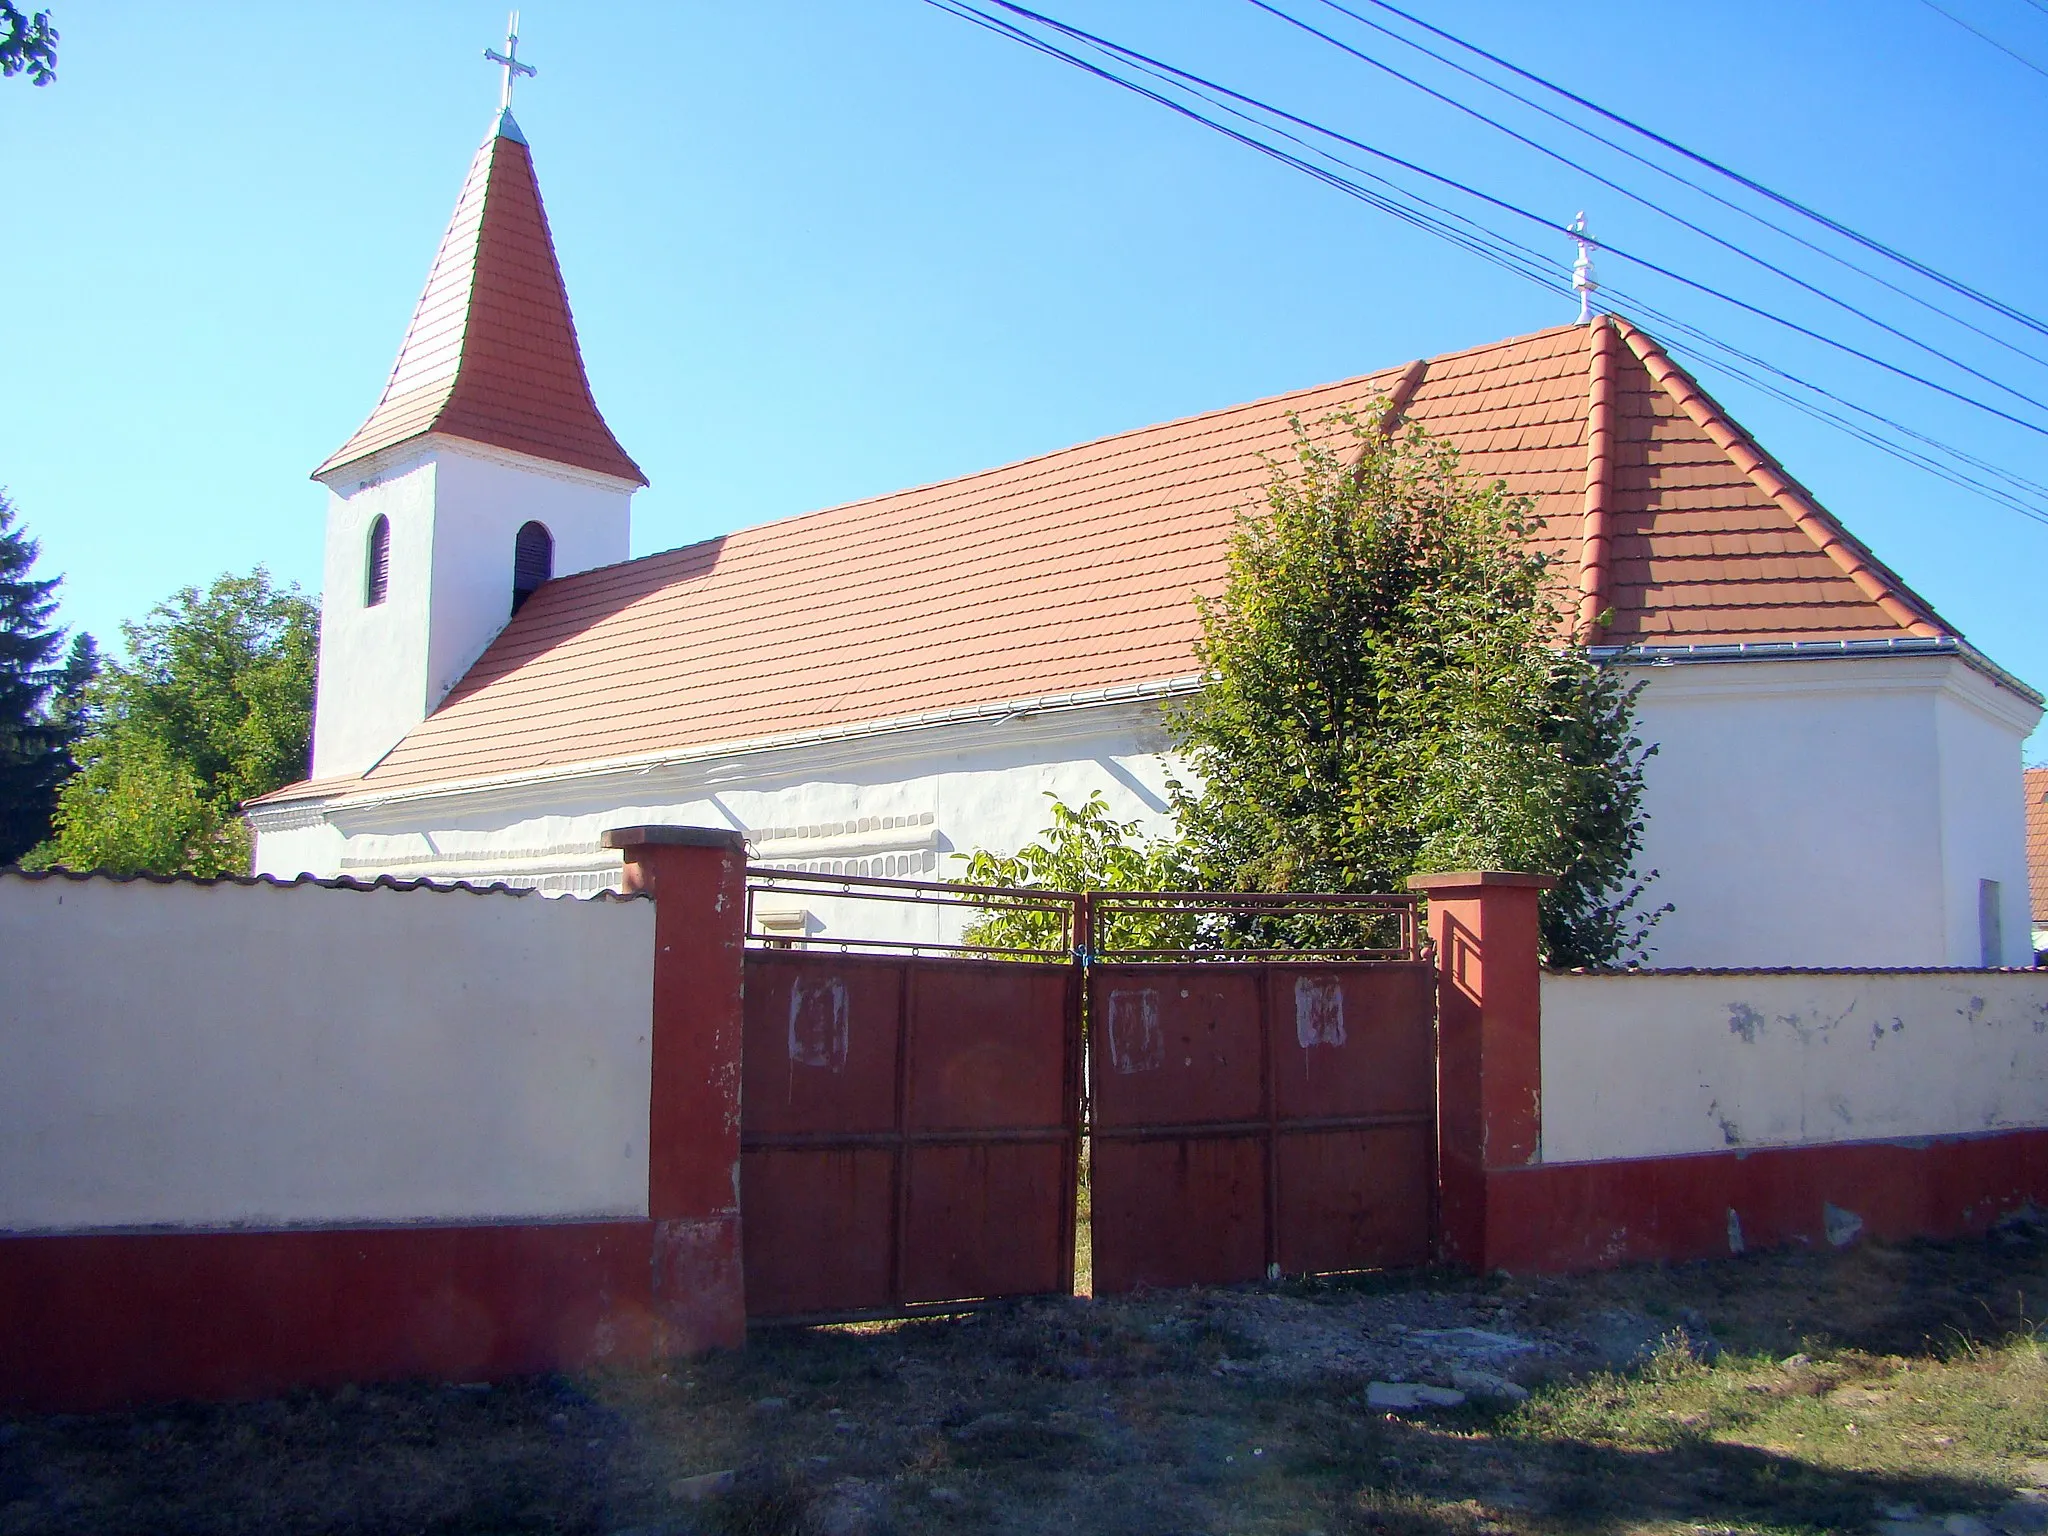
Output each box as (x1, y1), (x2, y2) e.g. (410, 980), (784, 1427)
(738, 871), (1082, 1322)
(1085, 892), (1436, 1294)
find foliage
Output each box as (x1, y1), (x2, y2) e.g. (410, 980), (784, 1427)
(1167, 411), (1663, 966)
(955, 791), (1195, 954)
(0, 3), (55, 85)
(29, 570), (318, 876)
(0, 494), (92, 863)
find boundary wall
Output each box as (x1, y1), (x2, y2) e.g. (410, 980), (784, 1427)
(0, 830), (749, 1413)
(1413, 871), (2048, 1275)
(8, 849), (2048, 1413)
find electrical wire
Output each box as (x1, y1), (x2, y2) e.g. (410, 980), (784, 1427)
(1326, 0), (2048, 340)
(1919, 0), (2048, 79)
(918, 0), (2048, 524)
(969, 0), (2048, 439)
(1290, 0), (2048, 375)
(1241, 0), (2048, 417)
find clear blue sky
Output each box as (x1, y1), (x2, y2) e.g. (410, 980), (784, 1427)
(5, 2), (2045, 754)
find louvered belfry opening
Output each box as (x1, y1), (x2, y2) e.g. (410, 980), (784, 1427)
(512, 521), (553, 614)
(364, 515), (391, 607)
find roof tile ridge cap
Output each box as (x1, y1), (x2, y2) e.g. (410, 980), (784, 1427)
(1611, 316), (1947, 640)
(1576, 317), (1620, 643)
(1375, 358), (1429, 437)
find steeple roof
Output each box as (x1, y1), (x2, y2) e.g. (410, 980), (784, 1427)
(315, 110), (646, 486)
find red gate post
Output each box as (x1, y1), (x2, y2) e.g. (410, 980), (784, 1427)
(1407, 871), (1554, 1272)
(602, 826), (750, 1352)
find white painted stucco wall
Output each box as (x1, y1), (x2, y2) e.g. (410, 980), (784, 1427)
(1540, 969), (2048, 1164)
(310, 437), (634, 781)
(0, 873), (655, 1233)
(1627, 653), (2039, 967)
(255, 695), (1185, 944)
(260, 649), (2039, 968)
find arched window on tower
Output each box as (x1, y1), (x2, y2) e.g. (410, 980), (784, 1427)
(512, 521), (554, 614)
(364, 515), (391, 607)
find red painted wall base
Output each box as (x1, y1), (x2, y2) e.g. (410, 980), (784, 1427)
(0, 1221), (662, 1414)
(1483, 1128), (2048, 1273)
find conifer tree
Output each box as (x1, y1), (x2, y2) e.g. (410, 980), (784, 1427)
(0, 494), (83, 863)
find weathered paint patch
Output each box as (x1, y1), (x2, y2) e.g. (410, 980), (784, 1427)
(788, 975), (849, 1071)
(1107, 989), (1163, 1075)
(1727, 1002), (1765, 1043)
(1294, 975), (1346, 1049)
(1823, 1201), (1864, 1247)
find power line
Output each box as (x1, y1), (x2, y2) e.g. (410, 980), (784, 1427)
(1920, 0), (2048, 78)
(917, 0), (2048, 523)
(1293, 0), (2048, 375)
(1241, 0), (2048, 417)
(970, 0), (2048, 439)
(1327, 0), (2048, 341)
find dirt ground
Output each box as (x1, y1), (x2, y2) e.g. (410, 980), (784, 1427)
(9, 1220), (2048, 1536)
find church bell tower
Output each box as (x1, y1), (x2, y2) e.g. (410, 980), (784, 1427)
(308, 26), (645, 781)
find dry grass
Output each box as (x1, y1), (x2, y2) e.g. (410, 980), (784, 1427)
(8, 1221), (2048, 1535)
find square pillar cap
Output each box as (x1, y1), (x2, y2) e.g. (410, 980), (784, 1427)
(602, 824), (749, 854)
(1406, 870), (1557, 892)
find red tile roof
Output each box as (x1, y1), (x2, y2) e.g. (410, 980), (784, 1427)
(295, 317), (1955, 800)
(314, 112), (644, 486)
(2027, 766), (2048, 926)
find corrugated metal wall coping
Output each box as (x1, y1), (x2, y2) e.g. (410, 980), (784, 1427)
(0, 866), (651, 901)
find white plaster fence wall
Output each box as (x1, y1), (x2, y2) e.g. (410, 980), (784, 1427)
(1541, 969), (2048, 1164)
(0, 873), (656, 1233)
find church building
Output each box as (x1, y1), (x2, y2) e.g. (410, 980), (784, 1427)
(248, 105), (2042, 968)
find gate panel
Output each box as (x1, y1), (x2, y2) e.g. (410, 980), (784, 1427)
(1089, 1135), (1266, 1292)
(1088, 950), (1434, 1294)
(741, 947), (1079, 1322)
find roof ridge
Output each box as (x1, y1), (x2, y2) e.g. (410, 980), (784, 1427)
(1611, 316), (1949, 641)
(1576, 316), (1619, 642)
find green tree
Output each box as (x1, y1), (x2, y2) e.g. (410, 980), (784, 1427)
(1168, 411), (1663, 967)
(0, 3), (56, 85)
(956, 791), (1196, 955)
(30, 570), (318, 876)
(0, 494), (89, 862)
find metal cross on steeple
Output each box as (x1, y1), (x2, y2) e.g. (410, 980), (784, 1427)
(484, 11), (537, 111)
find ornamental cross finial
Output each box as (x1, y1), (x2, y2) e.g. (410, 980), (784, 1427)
(1569, 211), (1598, 325)
(484, 10), (536, 112)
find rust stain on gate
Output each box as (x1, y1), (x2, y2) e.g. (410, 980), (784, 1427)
(738, 871), (1083, 1323)
(1085, 892), (1436, 1295)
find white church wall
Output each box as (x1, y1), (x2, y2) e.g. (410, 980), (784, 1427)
(307, 439), (634, 784)
(1539, 968), (2048, 1164)
(424, 443), (633, 709)
(258, 653), (2041, 970)
(309, 451), (437, 780)
(256, 698), (1183, 942)
(0, 873), (655, 1233)
(1624, 653), (2036, 968)
(1933, 673), (2039, 966)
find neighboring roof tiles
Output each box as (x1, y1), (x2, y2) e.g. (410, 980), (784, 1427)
(314, 111), (645, 486)
(336, 321), (1960, 798)
(2027, 766), (2048, 926)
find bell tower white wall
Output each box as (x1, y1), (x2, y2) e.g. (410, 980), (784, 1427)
(310, 437), (634, 781)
